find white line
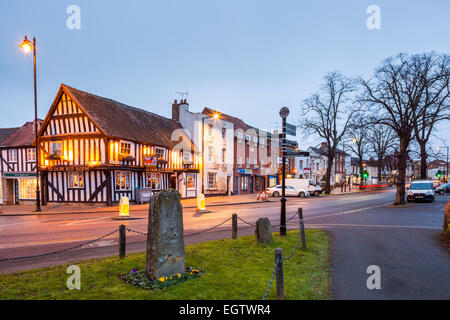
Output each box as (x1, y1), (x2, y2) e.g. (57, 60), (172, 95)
(307, 223), (442, 230)
(60, 216), (110, 226)
(304, 203), (390, 220)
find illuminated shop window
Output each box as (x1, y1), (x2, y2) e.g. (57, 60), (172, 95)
(115, 171), (131, 191)
(68, 172), (84, 189)
(146, 173), (161, 189)
(19, 179), (37, 200)
(186, 174), (196, 189)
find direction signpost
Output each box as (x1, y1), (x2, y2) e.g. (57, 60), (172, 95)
(279, 107), (289, 237)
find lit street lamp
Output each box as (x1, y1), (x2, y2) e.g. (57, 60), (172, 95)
(20, 36), (41, 212)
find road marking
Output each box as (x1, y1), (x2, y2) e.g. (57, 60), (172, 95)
(307, 223), (442, 230)
(303, 203), (390, 220)
(60, 216), (110, 226)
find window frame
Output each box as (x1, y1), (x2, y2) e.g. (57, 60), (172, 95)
(115, 171), (131, 191)
(26, 148), (36, 162)
(50, 141), (63, 156)
(68, 171), (84, 189)
(146, 172), (161, 190)
(207, 172), (217, 190)
(8, 149), (18, 163)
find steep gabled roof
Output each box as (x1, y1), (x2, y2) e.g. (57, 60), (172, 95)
(0, 127), (20, 145)
(45, 84), (184, 149)
(2, 121), (42, 147)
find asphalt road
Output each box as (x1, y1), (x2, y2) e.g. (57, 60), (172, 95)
(0, 189), (448, 300)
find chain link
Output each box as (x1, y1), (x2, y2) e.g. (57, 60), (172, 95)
(237, 216), (256, 227)
(126, 227), (148, 236)
(0, 229), (119, 262)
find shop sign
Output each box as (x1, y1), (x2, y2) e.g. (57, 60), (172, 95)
(144, 156), (157, 167)
(237, 168), (252, 175)
(3, 172), (37, 178)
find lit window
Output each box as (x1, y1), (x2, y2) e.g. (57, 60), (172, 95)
(115, 171), (131, 191)
(146, 173), (161, 189)
(120, 142), (131, 155)
(186, 174), (196, 189)
(50, 141), (63, 156)
(19, 179), (37, 199)
(26, 149), (36, 162)
(155, 147), (165, 160)
(8, 150), (17, 162)
(207, 173), (217, 189)
(68, 172), (84, 189)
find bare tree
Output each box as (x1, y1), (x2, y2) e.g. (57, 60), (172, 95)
(346, 122), (369, 185)
(367, 124), (396, 182)
(300, 72), (357, 194)
(360, 53), (429, 205)
(412, 53), (450, 179)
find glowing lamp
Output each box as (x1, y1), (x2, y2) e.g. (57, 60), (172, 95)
(213, 113), (219, 119)
(20, 36), (33, 53)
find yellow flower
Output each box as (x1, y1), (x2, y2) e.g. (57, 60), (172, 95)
(159, 277), (165, 282)
(177, 273), (181, 278)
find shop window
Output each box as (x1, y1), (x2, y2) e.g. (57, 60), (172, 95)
(241, 175), (249, 190)
(27, 148), (36, 162)
(186, 174), (196, 189)
(8, 149), (18, 162)
(68, 172), (84, 189)
(19, 179), (37, 200)
(115, 171), (131, 191)
(146, 173), (161, 189)
(50, 141), (63, 156)
(207, 173), (217, 189)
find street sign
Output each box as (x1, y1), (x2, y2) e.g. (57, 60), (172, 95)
(286, 150), (309, 157)
(283, 139), (297, 148)
(279, 107), (290, 119)
(285, 123), (296, 136)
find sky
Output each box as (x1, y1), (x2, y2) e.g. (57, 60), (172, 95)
(0, 0), (449, 154)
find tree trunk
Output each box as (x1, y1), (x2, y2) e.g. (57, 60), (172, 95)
(419, 142), (428, 180)
(324, 155), (334, 194)
(377, 156), (382, 182)
(394, 137), (408, 205)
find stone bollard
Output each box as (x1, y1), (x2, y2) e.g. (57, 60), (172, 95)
(255, 218), (273, 244)
(145, 189), (185, 280)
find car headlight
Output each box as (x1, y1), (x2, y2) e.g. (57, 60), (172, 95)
(407, 191), (413, 195)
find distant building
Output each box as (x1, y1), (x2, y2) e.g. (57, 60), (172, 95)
(0, 120), (42, 204)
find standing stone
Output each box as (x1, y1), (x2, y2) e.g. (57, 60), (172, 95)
(255, 218), (273, 244)
(146, 189), (185, 280)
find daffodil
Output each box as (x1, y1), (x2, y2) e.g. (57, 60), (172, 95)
(159, 277), (165, 282)
(177, 273), (181, 278)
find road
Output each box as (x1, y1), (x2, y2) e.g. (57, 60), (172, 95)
(0, 189), (449, 300)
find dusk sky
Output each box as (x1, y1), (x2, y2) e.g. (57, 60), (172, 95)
(1, 0), (449, 153)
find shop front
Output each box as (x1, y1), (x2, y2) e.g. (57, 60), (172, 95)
(2, 172), (37, 204)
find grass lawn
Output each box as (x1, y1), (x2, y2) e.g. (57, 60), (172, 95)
(0, 229), (330, 300)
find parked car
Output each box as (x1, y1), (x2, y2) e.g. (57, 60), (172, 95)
(266, 185), (310, 198)
(407, 180), (435, 203)
(445, 184), (450, 193)
(285, 179), (323, 196)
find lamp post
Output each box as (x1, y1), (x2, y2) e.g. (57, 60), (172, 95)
(279, 107), (289, 237)
(20, 36), (41, 211)
(437, 145), (449, 183)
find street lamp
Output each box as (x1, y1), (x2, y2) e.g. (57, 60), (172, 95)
(436, 145), (449, 183)
(20, 36), (41, 212)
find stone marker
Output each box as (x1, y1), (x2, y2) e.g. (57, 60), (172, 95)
(255, 218), (273, 244)
(146, 189), (185, 280)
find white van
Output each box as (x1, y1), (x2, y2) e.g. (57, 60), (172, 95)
(285, 179), (322, 196)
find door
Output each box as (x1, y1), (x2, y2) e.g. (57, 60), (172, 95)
(226, 176), (230, 195)
(14, 179), (19, 204)
(234, 176), (239, 195)
(249, 176), (254, 194)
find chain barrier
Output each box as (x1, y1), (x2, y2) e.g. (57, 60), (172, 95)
(0, 229), (119, 262)
(126, 228), (148, 236)
(262, 254), (280, 300)
(237, 216), (256, 227)
(184, 217), (232, 237)
(283, 226), (302, 261)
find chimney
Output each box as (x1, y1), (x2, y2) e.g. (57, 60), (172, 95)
(172, 99), (189, 121)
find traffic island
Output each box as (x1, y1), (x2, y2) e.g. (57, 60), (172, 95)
(0, 230), (330, 300)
